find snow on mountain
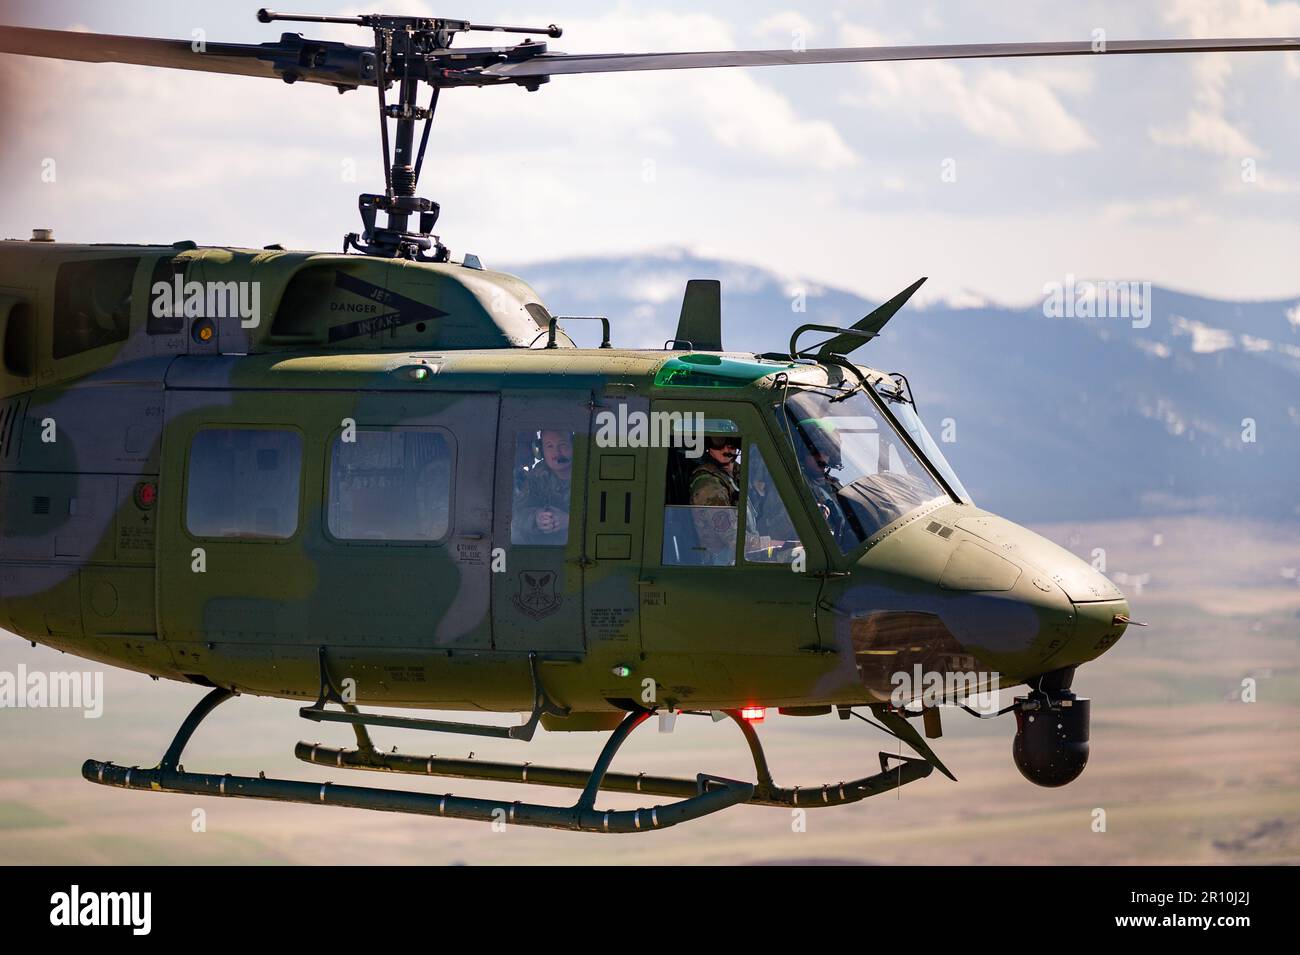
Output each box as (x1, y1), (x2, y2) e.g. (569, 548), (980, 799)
(505, 250), (1300, 523)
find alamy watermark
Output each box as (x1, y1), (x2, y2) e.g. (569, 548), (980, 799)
(1042, 274), (1152, 328)
(0, 665), (103, 718)
(594, 408), (706, 458)
(890, 665), (1000, 714)
(50, 885), (150, 935)
(151, 277), (262, 328)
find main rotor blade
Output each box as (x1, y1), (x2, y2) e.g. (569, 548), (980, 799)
(0, 25), (377, 89)
(485, 36), (1300, 79)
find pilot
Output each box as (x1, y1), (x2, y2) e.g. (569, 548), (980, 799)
(797, 420), (849, 538)
(689, 434), (741, 563)
(514, 429), (573, 544)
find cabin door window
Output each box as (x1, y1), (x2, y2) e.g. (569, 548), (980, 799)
(491, 393), (590, 654)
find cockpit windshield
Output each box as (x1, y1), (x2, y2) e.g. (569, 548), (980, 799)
(782, 388), (949, 553)
(872, 378), (972, 504)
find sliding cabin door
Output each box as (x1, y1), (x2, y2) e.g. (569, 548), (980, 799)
(490, 392), (591, 655)
(157, 389), (498, 678)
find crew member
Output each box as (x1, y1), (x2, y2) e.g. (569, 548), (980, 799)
(514, 429), (573, 545)
(689, 434), (741, 563)
(797, 421), (850, 541)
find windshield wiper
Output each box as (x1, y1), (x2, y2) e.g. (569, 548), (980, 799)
(881, 372), (916, 408)
(820, 355), (870, 404)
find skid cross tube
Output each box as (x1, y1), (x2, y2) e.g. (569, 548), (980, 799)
(299, 649), (568, 742)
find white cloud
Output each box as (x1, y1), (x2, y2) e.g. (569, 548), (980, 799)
(3, 1), (1298, 308)
(1136, 339), (1173, 359)
(754, 11), (818, 47)
(502, 10), (857, 170)
(1149, 54), (1261, 156)
(1224, 167), (1300, 194)
(916, 287), (989, 310)
(1162, 0), (1300, 77)
(1150, 1), (1300, 155)
(627, 271), (694, 304)
(693, 75), (855, 168)
(835, 24), (1096, 154)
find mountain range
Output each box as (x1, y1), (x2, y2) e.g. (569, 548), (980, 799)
(506, 249), (1300, 523)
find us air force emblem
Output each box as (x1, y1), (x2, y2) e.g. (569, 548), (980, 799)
(513, 570), (562, 620)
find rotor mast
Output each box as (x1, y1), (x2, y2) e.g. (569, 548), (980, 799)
(257, 9), (561, 261)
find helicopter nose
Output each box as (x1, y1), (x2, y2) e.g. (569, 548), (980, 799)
(1071, 592), (1130, 661)
(842, 507), (1130, 698)
(949, 510), (1130, 668)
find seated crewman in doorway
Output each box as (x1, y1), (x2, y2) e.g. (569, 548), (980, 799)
(689, 433), (741, 564)
(513, 429), (573, 545)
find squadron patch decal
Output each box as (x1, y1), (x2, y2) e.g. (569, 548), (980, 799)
(512, 570), (562, 620)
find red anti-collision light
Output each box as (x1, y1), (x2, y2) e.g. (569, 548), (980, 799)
(134, 481), (157, 509)
(740, 706), (765, 724)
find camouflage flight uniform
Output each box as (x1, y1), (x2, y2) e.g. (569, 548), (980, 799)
(806, 471), (855, 545)
(689, 458), (740, 564)
(513, 464), (571, 545)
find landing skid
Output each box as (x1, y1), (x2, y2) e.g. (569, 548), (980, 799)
(82, 687), (935, 833)
(298, 711), (933, 809)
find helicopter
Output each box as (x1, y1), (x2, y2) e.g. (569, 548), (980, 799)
(0, 9), (1293, 834)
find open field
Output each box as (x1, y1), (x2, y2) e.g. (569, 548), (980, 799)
(1, 516), (1297, 865)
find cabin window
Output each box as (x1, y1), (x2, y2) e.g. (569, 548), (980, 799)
(185, 428), (303, 539)
(662, 420), (741, 567)
(328, 428), (453, 542)
(52, 258), (138, 359)
(3, 302), (34, 377)
(742, 444), (802, 564)
(511, 429), (574, 546)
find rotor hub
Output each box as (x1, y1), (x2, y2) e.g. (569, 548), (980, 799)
(256, 8), (561, 260)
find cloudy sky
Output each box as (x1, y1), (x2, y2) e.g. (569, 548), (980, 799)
(1, 0), (1298, 305)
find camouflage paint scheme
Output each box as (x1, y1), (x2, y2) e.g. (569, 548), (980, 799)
(0, 240), (1129, 722)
